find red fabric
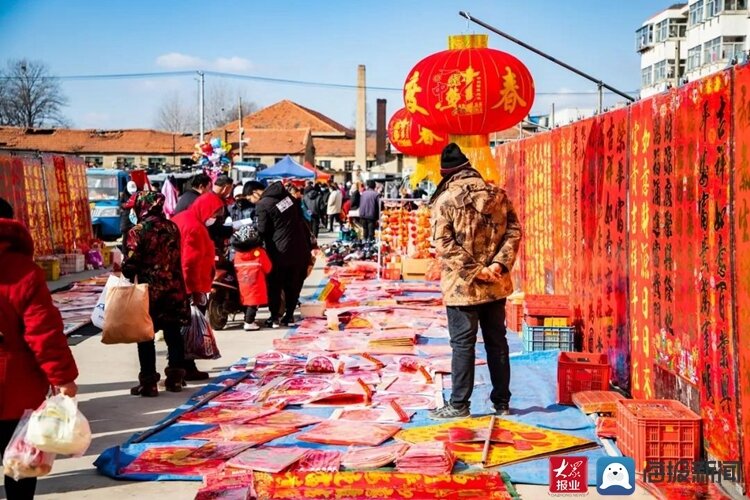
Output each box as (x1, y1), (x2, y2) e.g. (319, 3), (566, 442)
(235, 248), (272, 306)
(341, 199), (351, 219)
(172, 193), (225, 294)
(0, 220), (78, 420)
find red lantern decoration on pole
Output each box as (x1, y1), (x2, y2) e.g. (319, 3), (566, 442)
(402, 34), (535, 182)
(388, 107), (447, 186)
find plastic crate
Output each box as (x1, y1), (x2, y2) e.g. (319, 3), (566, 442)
(557, 352), (610, 405)
(57, 253), (85, 274)
(35, 257), (60, 281)
(522, 322), (576, 352)
(523, 294), (571, 317)
(616, 399), (701, 474)
(505, 301), (524, 332)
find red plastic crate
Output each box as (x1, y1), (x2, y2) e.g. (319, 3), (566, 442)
(505, 301), (523, 332)
(557, 352), (610, 405)
(616, 399), (702, 474)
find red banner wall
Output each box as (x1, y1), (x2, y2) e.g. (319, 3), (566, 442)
(20, 156), (53, 256)
(0, 153), (28, 224)
(732, 61), (750, 494)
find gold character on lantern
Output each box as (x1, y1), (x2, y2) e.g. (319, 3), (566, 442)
(416, 126), (443, 146)
(392, 118), (412, 146)
(405, 72), (429, 116)
(461, 66), (480, 101)
(493, 66), (527, 113)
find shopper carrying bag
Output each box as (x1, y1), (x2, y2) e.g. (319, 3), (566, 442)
(101, 277), (155, 344)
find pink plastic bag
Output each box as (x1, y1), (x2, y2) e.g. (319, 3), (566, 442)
(3, 411), (56, 481)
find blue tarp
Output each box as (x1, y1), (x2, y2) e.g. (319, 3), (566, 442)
(256, 155), (314, 179)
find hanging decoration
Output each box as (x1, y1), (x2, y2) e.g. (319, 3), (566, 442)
(192, 137), (233, 179)
(387, 107), (447, 186)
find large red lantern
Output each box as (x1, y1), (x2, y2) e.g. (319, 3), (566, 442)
(387, 107), (448, 157)
(404, 43), (534, 135)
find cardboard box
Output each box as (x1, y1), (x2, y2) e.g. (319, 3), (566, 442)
(300, 301), (326, 318)
(401, 257), (432, 280)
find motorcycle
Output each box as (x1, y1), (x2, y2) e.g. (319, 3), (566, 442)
(206, 259), (244, 330)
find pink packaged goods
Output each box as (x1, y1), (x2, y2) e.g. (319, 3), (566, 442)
(225, 446), (308, 473)
(296, 420), (401, 446)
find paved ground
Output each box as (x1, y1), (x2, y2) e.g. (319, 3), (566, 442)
(9, 232), (653, 499)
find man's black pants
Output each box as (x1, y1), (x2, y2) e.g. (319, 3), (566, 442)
(267, 264), (306, 320)
(447, 298), (511, 408)
(362, 218), (376, 241)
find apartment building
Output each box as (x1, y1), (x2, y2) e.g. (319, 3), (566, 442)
(637, 0), (749, 98)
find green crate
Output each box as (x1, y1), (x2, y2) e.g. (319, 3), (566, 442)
(522, 322), (576, 352)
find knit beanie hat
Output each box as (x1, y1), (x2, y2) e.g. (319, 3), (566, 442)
(440, 143), (470, 177)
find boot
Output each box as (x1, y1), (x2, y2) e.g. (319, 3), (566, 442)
(164, 367), (186, 392)
(130, 373), (160, 397)
(184, 361), (210, 382)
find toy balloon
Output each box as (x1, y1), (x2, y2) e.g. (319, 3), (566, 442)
(210, 138), (222, 149)
(209, 152), (221, 163)
(214, 147), (226, 157)
(201, 143), (213, 155)
(224, 143), (232, 153)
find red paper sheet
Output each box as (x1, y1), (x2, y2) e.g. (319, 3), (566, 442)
(179, 405), (280, 424)
(121, 446), (225, 476)
(183, 424), (298, 446)
(249, 410), (325, 428)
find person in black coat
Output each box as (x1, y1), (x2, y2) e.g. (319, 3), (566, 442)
(255, 181), (313, 327)
(174, 173), (211, 215)
(303, 184), (321, 238)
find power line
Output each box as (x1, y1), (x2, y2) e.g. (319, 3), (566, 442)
(0, 69), (640, 96)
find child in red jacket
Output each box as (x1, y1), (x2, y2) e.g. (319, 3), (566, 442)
(231, 224), (272, 331)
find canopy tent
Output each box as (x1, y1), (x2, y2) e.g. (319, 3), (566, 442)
(256, 155), (314, 180)
(303, 161), (332, 182)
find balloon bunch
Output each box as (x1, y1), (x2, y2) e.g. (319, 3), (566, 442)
(193, 137), (233, 170)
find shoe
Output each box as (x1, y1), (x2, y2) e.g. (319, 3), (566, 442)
(130, 373), (160, 397)
(184, 365), (210, 381)
(244, 322), (260, 331)
(264, 318), (280, 329)
(493, 404), (511, 416)
(164, 367), (186, 392)
(280, 316), (296, 327)
(428, 403), (470, 420)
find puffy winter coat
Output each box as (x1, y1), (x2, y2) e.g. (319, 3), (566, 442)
(430, 168), (522, 306)
(303, 187), (320, 216)
(327, 189), (342, 215)
(358, 189), (380, 220)
(235, 247), (273, 306)
(172, 193), (225, 294)
(255, 181), (311, 264)
(0, 219), (78, 420)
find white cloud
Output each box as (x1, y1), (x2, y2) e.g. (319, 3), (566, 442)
(156, 52), (206, 69)
(155, 53), (253, 73)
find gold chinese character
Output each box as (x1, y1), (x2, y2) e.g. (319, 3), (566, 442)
(492, 67), (527, 113)
(642, 287), (649, 319)
(642, 128), (651, 154)
(404, 72), (429, 116)
(416, 126), (444, 146)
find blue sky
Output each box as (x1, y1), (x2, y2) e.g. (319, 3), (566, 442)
(0, 0), (661, 130)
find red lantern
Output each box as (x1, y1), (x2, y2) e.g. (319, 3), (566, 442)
(387, 107), (448, 157)
(404, 47), (534, 135)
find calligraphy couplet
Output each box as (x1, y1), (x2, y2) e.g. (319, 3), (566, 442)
(20, 156), (53, 256)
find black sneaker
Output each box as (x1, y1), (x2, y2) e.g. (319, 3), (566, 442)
(428, 404), (470, 420)
(264, 318), (280, 329)
(493, 404), (511, 416)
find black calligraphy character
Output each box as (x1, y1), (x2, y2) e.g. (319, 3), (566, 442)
(664, 310), (674, 335)
(714, 204), (727, 231)
(664, 243), (673, 269)
(664, 178), (673, 207)
(616, 198), (626, 233)
(701, 101), (710, 140)
(664, 211), (673, 238)
(715, 145), (727, 182)
(664, 146), (673, 175)
(717, 95), (727, 139)
(653, 240), (661, 268)
(653, 270), (662, 300)
(653, 179), (661, 206)
(665, 276), (674, 303)
(653, 211), (661, 238)
(702, 363), (714, 403)
(699, 193), (710, 231)
(699, 149), (709, 188)
(654, 114), (662, 147)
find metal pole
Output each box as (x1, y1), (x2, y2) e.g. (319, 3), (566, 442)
(459, 11), (636, 103)
(551, 102), (555, 128)
(198, 71), (205, 142)
(238, 95), (244, 162)
(598, 82), (603, 114)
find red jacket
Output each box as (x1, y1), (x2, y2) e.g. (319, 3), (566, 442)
(235, 248), (272, 306)
(0, 220), (78, 420)
(172, 193), (225, 294)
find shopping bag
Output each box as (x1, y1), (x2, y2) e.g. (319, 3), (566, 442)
(3, 410), (56, 480)
(91, 274), (129, 329)
(183, 306), (221, 360)
(26, 395), (91, 456)
(101, 280), (154, 344)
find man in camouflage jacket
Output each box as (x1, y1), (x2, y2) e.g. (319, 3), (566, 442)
(429, 143), (522, 419)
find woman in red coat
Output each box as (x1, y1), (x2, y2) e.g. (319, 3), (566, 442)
(230, 225), (272, 331)
(0, 198), (78, 499)
(172, 192), (225, 380)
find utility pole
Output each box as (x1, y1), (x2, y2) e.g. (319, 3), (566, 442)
(198, 71), (205, 142)
(551, 102), (556, 128)
(238, 95), (244, 162)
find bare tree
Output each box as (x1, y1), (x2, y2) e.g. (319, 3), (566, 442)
(0, 59), (69, 127)
(204, 81), (257, 129)
(154, 93), (193, 133)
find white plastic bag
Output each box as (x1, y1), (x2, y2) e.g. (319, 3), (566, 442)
(3, 410), (56, 481)
(26, 395), (92, 456)
(91, 274), (130, 329)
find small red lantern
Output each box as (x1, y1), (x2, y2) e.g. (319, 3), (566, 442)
(387, 107), (448, 157)
(404, 47), (534, 135)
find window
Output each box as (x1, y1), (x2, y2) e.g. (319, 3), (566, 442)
(654, 60), (669, 82)
(704, 37), (722, 64)
(687, 46), (702, 70)
(722, 36), (746, 61)
(84, 156), (103, 167)
(318, 160), (331, 169)
(86, 174), (120, 201)
(719, 0), (747, 11)
(689, 0), (704, 25)
(706, 0), (718, 18)
(636, 25), (653, 50)
(274, 157), (284, 164)
(344, 160), (355, 171)
(366, 160), (376, 169)
(245, 157), (261, 165)
(642, 66), (653, 86)
(669, 19), (687, 38)
(655, 20), (668, 42)
(148, 157), (166, 169)
(116, 156), (135, 168)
